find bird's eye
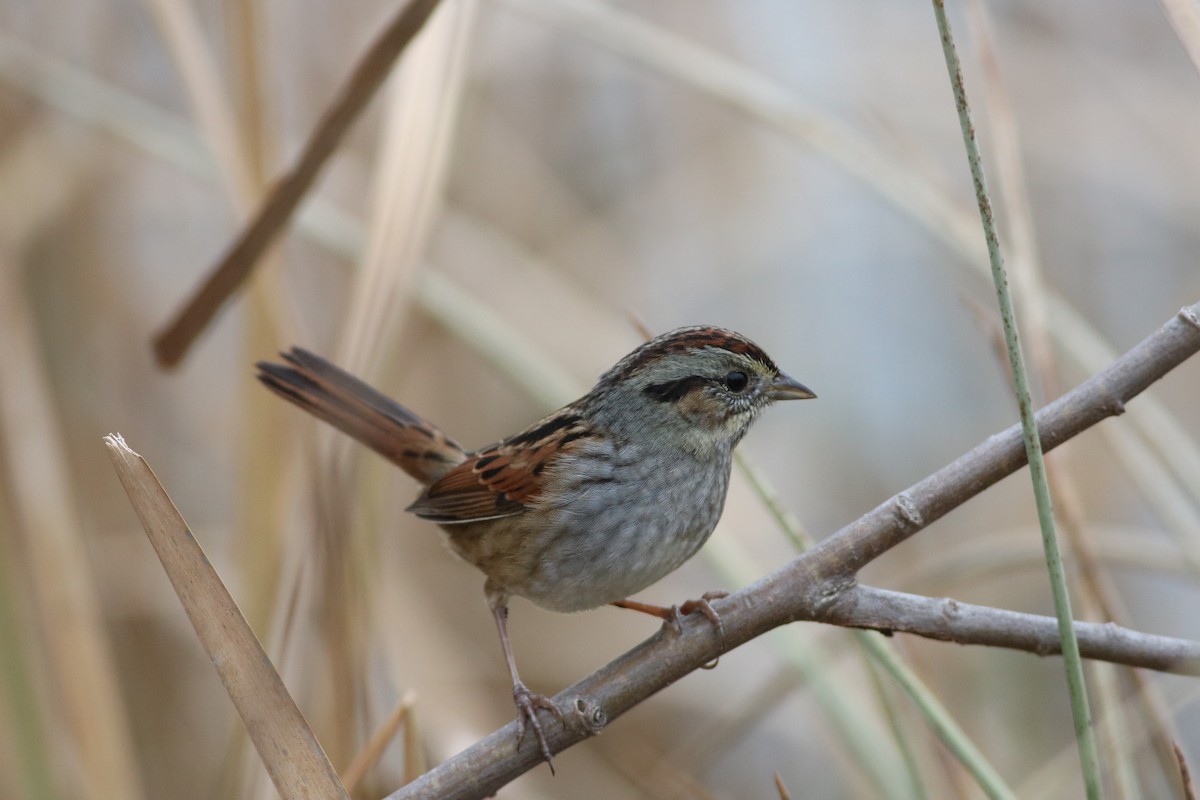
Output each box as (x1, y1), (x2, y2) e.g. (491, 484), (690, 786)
(723, 371), (749, 392)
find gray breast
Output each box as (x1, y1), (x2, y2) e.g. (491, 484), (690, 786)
(513, 438), (732, 612)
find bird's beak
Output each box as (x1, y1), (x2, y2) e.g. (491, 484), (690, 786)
(769, 373), (816, 401)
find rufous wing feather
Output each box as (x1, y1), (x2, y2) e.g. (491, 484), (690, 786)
(407, 409), (595, 523)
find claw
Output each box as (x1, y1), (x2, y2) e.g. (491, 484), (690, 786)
(513, 681), (563, 772)
(676, 591), (728, 660)
(676, 590), (728, 639)
(612, 590), (729, 652)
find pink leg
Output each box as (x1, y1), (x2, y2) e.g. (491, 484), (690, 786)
(490, 592), (563, 771)
(611, 590), (729, 640)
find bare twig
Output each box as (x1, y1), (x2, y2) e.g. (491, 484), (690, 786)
(824, 586), (1200, 673)
(386, 303), (1200, 799)
(152, 0), (442, 367)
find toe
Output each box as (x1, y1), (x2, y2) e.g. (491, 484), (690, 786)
(512, 683), (560, 769)
(678, 595), (727, 651)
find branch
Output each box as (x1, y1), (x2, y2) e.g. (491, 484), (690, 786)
(151, 0), (443, 368)
(824, 585), (1200, 674)
(387, 302), (1200, 800)
(801, 303), (1200, 580)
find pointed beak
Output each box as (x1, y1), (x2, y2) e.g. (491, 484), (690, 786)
(769, 373), (816, 401)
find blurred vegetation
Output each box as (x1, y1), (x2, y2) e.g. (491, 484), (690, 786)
(1, 1), (1199, 798)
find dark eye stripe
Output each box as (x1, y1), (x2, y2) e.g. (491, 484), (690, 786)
(642, 376), (709, 403)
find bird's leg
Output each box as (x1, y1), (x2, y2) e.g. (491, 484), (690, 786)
(489, 589), (562, 771)
(611, 590), (729, 639)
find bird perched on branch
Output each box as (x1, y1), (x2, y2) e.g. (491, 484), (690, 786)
(257, 326), (814, 769)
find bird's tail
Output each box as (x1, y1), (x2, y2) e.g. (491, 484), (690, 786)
(256, 348), (467, 485)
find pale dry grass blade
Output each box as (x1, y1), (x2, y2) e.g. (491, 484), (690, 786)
(894, 525), (1193, 589)
(289, 0), (477, 771)
(0, 41), (586, 408)
(416, 268), (582, 408)
(143, 0), (296, 629)
(140, 3), (308, 792)
(0, 510), (56, 800)
(103, 434), (349, 800)
(240, 463), (324, 800)
(140, 0), (256, 210)
(0, 40), (632, 405)
(403, 694), (428, 782)
(1020, 681), (1200, 800)
(1160, 0), (1200, 76)
(0, 269), (143, 800)
(0, 119), (93, 247)
(225, 0), (271, 186)
(341, 691), (418, 793)
(152, 0), (443, 367)
(0, 33), (212, 172)
(775, 771), (793, 800)
(336, 0), (477, 375)
(505, 0), (983, 265)
(236, 283), (294, 613)
(224, 0), (295, 660)
(236, 291), (296, 800)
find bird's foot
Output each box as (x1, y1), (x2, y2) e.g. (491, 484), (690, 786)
(513, 681), (563, 772)
(672, 590), (729, 638)
(611, 590), (729, 644)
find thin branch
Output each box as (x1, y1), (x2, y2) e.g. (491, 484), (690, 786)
(825, 586), (1200, 675)
(151, 0), (443, 368)
(386, 303), (1200, 799)
(805, 304), (1200, 579)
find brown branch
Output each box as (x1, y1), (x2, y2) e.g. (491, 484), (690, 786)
(152, 0), (443, 368)
(801, 303), (1200, 580)
(823, 585), (1200, 674)
(384, 302), (1200, 800)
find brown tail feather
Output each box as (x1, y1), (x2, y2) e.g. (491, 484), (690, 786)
(256, 348), (466, 485)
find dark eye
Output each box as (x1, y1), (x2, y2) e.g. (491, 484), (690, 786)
(723, 371), (749, 392)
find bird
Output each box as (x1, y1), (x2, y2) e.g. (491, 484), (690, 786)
(256, 325), (814, 768)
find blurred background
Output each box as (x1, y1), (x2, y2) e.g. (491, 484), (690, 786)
(2, 0), (1200, 797)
